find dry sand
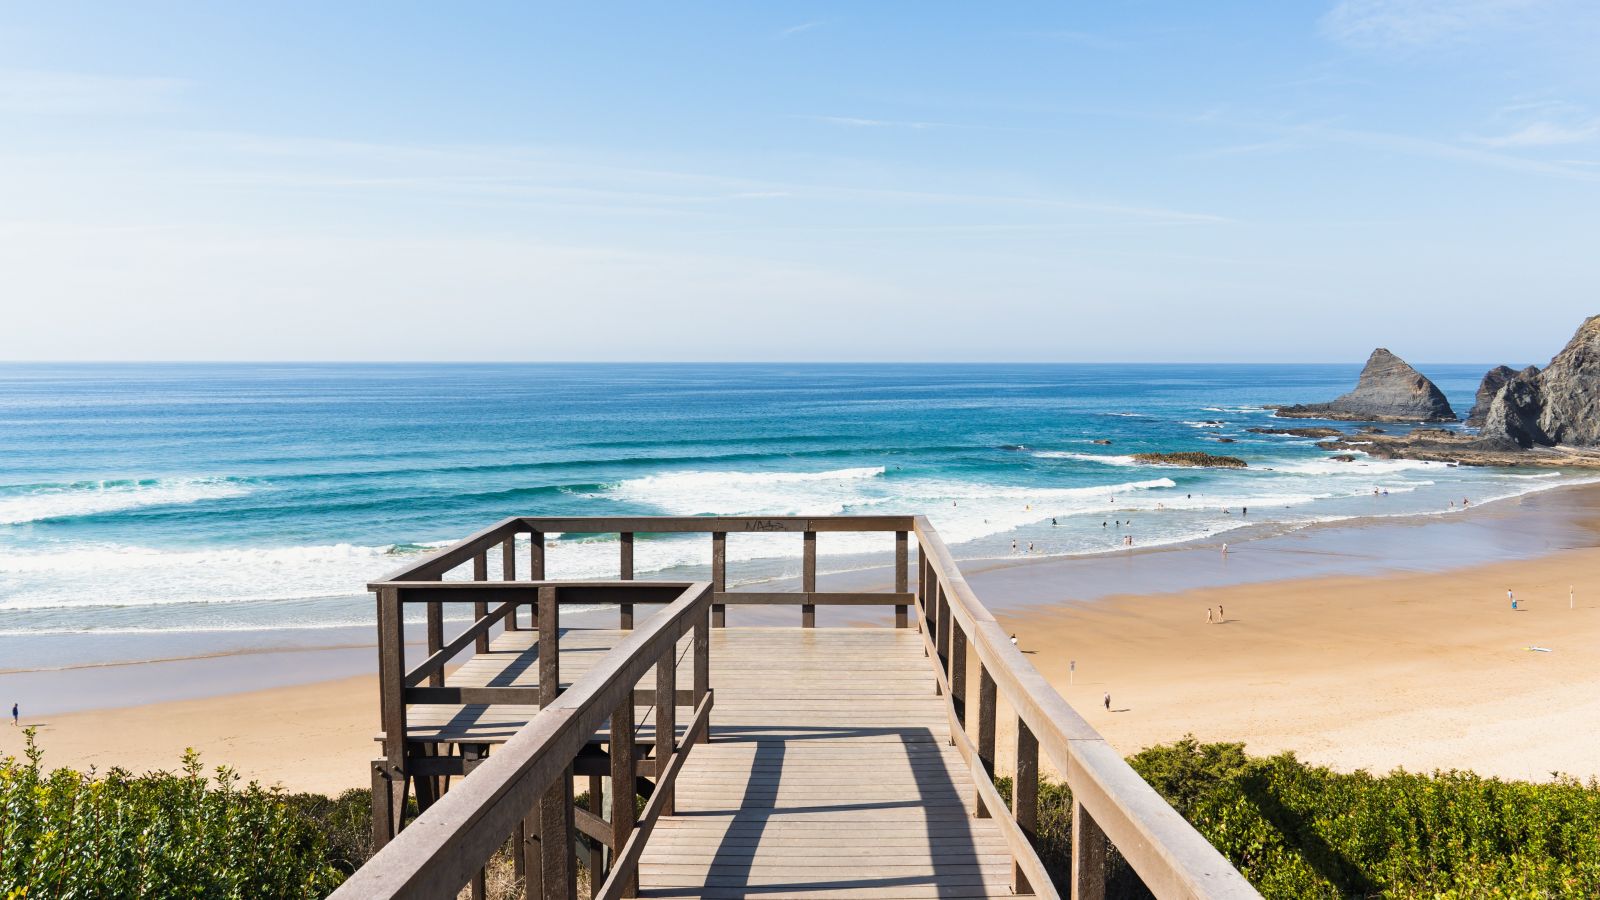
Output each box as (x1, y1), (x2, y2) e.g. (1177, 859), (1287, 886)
(6, 503), (1599, 794)
(995, 546), (1600, 783)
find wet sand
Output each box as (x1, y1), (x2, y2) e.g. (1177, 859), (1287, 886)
(5, 483), (1598, 792)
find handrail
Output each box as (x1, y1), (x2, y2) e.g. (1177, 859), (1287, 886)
(914, 516), (1260, 898)
(334, 580), (713, 899)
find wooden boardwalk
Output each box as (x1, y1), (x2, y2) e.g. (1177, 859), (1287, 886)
(404, 625), (1013, 897)
(337, 516), (1260, 900)
(639, 627), (1012, 899)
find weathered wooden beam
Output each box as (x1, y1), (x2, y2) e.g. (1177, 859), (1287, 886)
(425, 600), (444, 688)
(472, 552), (490, 654)
(1073, 800), (1107, 900)
(801, 531), (816, 628)
(619, 532), (635, 630)
(540, 765), (575, 899)
(654, 644), (676, 815)
(895, 530), (909, 628)
(388, 582), (692, 605)
(949, 622), (968, 728)
(977, 664), (998, 818)
(517, 515), (915, 535)
(712, 591), (913, 605)
(1015, 717), (1040, 895)
(710, 533), (726, 628)
(502, 536), (518, 631)
(539, 587), (559, 706)
(610, 692), (636, 898)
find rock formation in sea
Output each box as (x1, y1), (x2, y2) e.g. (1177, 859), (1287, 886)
(1317, 315), (1600, 467)
(1465, 364), (1540, 428)
(1477, 315), (1600, 448)
(1276, 349), (1457, 423)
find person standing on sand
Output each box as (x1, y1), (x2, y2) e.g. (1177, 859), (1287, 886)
(1206, 607), (1213, 624)
(1103, 692), (1111, 711)
(1218, 604), (1224, 622)
(1508, 588), (1517, 610)
(10, 703), (16, 726)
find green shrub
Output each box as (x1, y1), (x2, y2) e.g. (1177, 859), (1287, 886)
(1003, 737), (1600, 899)
(0, 728), (346, 898)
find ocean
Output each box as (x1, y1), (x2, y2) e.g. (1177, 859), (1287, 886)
(0, 362), (1586, 650)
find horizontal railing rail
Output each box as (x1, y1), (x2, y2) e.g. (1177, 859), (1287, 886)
(339, 579), (713, 899)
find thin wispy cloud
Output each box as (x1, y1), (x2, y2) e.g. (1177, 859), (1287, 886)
(1319, 0), (1545, 49)
(1474, 120), (1600, 147)
(0, 69), (187, 115)
(780, 21), (823, 37)
(801, 115), (944, 129)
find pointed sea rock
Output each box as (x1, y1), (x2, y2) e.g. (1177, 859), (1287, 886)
(1276, 348), (1457, 423)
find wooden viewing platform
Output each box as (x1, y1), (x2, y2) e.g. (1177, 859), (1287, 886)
(331, 517), (1260, 900)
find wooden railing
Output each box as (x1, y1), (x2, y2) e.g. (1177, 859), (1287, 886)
(337, 579), (712, 899)
(349, 515), (1257, 899)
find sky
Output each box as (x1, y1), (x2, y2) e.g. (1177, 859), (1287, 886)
(1, 1), (1597, 363)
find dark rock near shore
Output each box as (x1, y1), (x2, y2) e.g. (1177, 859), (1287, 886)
(1091, 439), (1113, 445)
(1212, 437), (1237, 443)
(1358, 426), (1386, 434)
(1474, 316), (1600, 450)
(1276, 349), (1457, 423)
(1465, 366), (1526, 427)
(1247, 426), (1343, 438)
(1130, 451), (1246, 468)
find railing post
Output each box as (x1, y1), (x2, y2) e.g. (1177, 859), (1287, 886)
(655, 643), (677, 815)
(539, 586), (559, 705)
(915, 540), (926, 635)
(975, 663), (997, 818)
(936, 584), (951, 668)
(529, 530), (546, 629)
(611, 691), (638, 898)
(503, 534), (519, 631)
(426, 601), (444, 688)
(540, 763), (576, 899)
(473, 552), (490, 654)
(711, 532), (726, 628)
(894, 531), (908, 628)
(375, 587), (407, 846)
(1014, 717), (1039, 894)
(693, 601), (710, 743)
(949, 622), (967, 727)
(1073, 800), (1108, 900)
(620, 532), (635, 629)
(802, 530), (816, 628)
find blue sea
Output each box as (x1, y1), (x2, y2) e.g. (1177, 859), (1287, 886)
(0, 363), (1585, 641)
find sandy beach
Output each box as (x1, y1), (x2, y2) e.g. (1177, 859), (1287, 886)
(6, 483), (1599, 794)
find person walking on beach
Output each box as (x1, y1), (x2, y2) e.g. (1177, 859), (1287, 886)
(1217, 604), (1224, 623)
(10, 703), (16, 726)
(1103, 692), (1110, 711)
(1206, 607), (1213, 624)
(1010, 633), (1018, 648)
(1508, 588), (1517, 610)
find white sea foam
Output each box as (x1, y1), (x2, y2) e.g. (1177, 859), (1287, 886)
(0, 477), (250, 525)
(1033, 451), (1140, 466)
(605, 466), (886, 517)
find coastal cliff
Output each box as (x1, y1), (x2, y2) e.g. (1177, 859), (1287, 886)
(1276, 349), (1456, 423)
(1464, 365), (1537, 428)
(1316, 315), (1600, 467)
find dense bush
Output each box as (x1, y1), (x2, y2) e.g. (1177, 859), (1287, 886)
(0, 729), (346, 898)
(1003, 737), (1600, 899)
(9, 730), (1600, 898)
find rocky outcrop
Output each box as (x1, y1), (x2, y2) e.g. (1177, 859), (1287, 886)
(1466, 366), (1523, 427)
(1476, 315), (1600, 449)
(1246, 426), (1342, 438)
(1130, 452), (1246, 468)
(1276, 349), (1457, 423)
